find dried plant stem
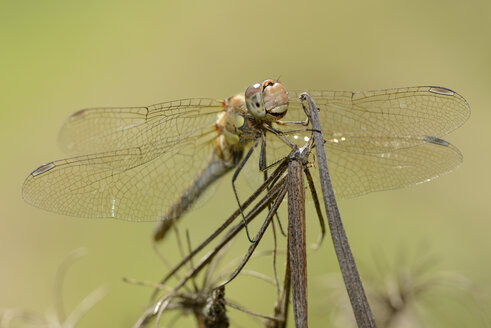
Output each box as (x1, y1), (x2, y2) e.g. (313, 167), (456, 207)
(150, 161), (288, 301)
(300, 93), (376, 328)
(287, 150), (308, 328)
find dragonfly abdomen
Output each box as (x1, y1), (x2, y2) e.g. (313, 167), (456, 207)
(153, 150), (239, 241)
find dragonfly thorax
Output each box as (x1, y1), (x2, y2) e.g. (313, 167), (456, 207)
(213, 95), (256, 166)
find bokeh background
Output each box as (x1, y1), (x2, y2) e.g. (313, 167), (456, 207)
(1, 0), (490, 327)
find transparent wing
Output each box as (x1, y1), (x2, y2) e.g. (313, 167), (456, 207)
(320, 136), (463, 198)
(23, 134), (219, 221)
(23, 100), (225, 221)
(247, 86), (468, 196)
(58, 98), (224, 156)
(288, 86), (470, 140)
(245, 134), (463, 198)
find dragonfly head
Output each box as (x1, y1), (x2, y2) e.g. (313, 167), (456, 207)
(245, 79), (288, 121)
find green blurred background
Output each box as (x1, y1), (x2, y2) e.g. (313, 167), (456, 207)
(1, 0), (490, 327)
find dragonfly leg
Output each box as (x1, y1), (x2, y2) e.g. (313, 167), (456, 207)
(232, 142), (259, 243)
(262, 124), (297, 148)
(259, 130), (286, 237)
(215, 183), (287, 288)
(276, 99), (311, 126)
(263, 123), (321, 150)
(275, 117), (309, 127)
(304, 167), (326, 249)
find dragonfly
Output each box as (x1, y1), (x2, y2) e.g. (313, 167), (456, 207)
(22, 79), (470, 241)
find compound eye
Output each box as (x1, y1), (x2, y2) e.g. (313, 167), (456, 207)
(245, 82), (266, 118)
(245, 82), (261, 98)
